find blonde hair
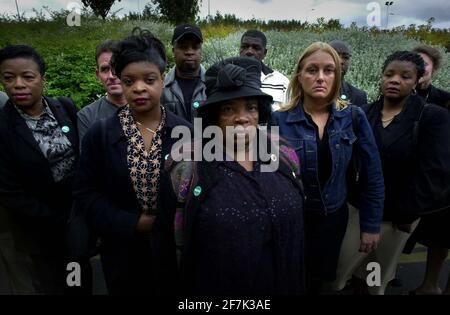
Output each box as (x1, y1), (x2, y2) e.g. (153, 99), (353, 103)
(280, 42), (347, 112)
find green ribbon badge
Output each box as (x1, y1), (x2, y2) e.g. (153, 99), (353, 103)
(340, 94), (347, 100)
(164, 154), (169, 160)
(193, 186), (202, 196)
(193, 101), (200, 109)
(61, 126), (70, 133)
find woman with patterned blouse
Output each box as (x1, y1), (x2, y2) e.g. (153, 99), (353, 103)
(0, 45), (78, 294)
(73, 29), (192, 295)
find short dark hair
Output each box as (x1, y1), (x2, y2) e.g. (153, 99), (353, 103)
(0, 45), (46, 76)
(95, 40), (118, 66)
(412, 44), (443, 72)
(382, 51), (425, 82)
(241, 30), (267, 48)
(111, 28), (167, 78)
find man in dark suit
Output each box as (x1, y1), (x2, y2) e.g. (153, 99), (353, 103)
(329, 40), (368, 106)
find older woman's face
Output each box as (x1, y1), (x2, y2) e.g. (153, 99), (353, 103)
(217, 97), (259, 148)
(0, 57), (44, 109)
(382, 60), (417, 101)
(298, 50), (336, 102)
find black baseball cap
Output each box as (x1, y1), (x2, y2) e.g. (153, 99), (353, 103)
(171, 24), (203, 44)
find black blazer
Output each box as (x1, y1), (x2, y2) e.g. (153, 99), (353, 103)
(363, 94), (450, 223)
(418, 84), (450, 109)
(73, 107), (192, 294)
(0, 97), (78, 255)
(341, 81), (368, 106)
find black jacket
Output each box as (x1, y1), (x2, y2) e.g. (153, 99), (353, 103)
(0, 97), (78, 255)
(73, 107), (192, 295)
(417, 84), (450, 109)
(341, 81), (368, 106)
(363, 95), (450, 223)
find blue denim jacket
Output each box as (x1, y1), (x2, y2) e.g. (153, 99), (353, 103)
(273, 102), (384, 233)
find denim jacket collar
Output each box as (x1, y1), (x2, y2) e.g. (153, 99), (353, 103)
(285, 100), (347, 124)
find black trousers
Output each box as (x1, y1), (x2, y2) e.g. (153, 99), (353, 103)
(304, 204), (349, 295)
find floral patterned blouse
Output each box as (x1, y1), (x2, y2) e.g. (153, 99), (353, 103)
(118, 105), (166, 214)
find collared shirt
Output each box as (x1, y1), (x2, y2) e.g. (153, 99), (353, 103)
(260, 65), (290, 111)
(118, 105), (166, 214)
(15, 99), (76, 182)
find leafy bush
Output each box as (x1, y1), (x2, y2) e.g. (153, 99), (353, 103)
(1, 14), (449, 106)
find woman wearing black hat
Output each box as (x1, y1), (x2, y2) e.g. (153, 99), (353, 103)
(168, 56), (305, 295)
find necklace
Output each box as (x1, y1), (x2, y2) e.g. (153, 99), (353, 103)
(136, 121), (156, 134)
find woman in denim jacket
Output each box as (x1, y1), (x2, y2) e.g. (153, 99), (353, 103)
(272, 42), (384, 294)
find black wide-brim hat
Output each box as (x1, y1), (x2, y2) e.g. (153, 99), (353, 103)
(198, 57), (273, 110)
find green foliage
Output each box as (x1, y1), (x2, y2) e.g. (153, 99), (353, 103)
(151, 0), (201, 25)
(81, 0), (121, 20)
(202, 29), (450, 103)
(0, 11), (449, 106)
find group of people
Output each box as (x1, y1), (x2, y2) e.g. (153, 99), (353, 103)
(0, 24), (449, 296)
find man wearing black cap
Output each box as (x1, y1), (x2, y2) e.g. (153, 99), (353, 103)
(161, 24), (206, 123)
(329, 40), (368, 106)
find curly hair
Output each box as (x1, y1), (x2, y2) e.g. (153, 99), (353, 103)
(382, 51), (425, 82)
(111, 27), (167, 78)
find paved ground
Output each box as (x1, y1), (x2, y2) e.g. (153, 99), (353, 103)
(90, 244), (450, 295)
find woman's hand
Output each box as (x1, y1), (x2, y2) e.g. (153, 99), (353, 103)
(136, 214), (156, 234)
(359, 232), (380, 253)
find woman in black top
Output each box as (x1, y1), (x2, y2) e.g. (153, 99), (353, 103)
(169, 57), (305, 295)
(406, 45), (450, 295)
(73, 29), (192, 295)
(360, 51), (450, 294)
(0, 45), (78, 294)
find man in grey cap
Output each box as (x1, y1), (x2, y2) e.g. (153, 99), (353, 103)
(161, 24), (206, 123)
(0, 91), (7, 108)
(329, 40), (368, 106)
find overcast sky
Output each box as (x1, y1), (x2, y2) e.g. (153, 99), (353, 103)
(1, 0), (449, 29)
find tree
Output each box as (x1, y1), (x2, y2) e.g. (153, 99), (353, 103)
(81, 0), (121, 19)
(151, 0), (202, 25)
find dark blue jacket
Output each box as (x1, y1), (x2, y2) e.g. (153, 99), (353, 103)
(73, 107), (192, 294)
(273, 102), (384, 233)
